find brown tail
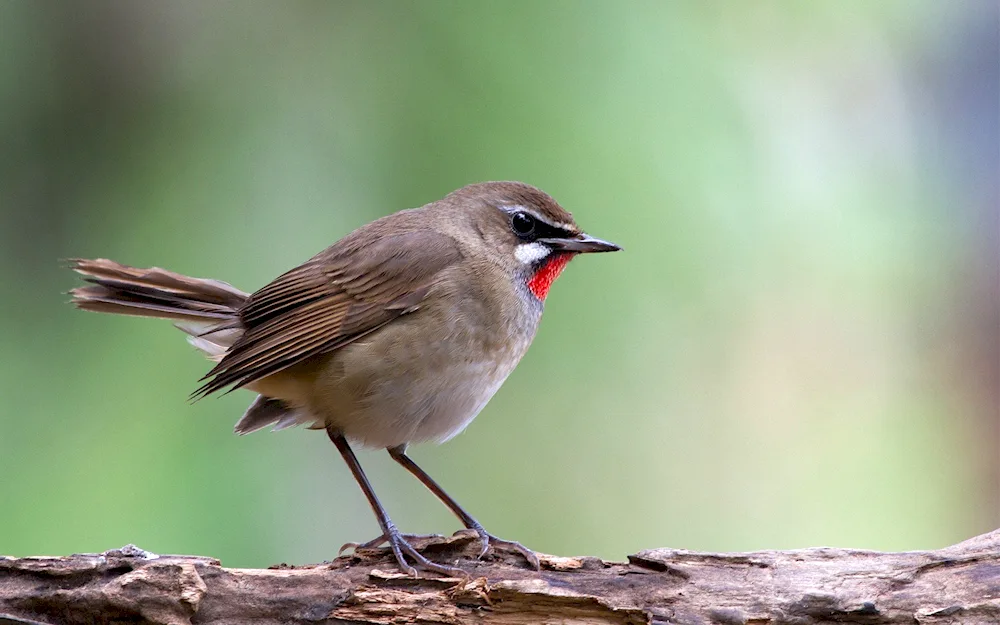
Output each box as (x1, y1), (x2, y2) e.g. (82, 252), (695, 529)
(71, 259), (310, 431)
(69, 258), (250, 357)
(70, 258), (248, 320)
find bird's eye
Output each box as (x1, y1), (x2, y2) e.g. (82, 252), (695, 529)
(510, 211), (536, 239)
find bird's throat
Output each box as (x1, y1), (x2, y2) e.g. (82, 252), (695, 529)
(527, 253), (573, 301)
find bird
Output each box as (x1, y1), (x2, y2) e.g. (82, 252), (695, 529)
(68, 181), (621, 576)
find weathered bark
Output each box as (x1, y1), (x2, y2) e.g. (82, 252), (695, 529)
(1, 530), (998, 624)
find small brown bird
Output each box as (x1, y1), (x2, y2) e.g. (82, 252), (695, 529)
(69, 181), (620, 576)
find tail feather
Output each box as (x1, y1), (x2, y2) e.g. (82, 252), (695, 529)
(69, 259), (313, 433)
(69, 258), (248, 322)
(235, 395), (308, 434)
(69, 258), (248, 359)
(174, 321), (243, 360)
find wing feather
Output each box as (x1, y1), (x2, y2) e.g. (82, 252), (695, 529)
(193, 230), (462, 397)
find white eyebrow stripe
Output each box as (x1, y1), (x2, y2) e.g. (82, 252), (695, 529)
(500, 205), (575, 232)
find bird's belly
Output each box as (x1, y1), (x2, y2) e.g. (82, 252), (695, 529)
(307, 312), (535, 449)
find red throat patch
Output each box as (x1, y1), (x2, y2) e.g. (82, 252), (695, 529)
(527, 253), (574, 301)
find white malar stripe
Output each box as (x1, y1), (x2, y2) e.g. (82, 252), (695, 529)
(514, 242), (551, 265)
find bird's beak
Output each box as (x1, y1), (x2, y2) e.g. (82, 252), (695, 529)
(539, 233), (622, 254)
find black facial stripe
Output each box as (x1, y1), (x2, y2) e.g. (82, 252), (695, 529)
(532, 219), (575, 241)
(507, 209), (575, 242)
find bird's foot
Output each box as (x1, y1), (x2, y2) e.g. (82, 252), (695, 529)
(339, 527), (465, 578)
(339, 532), (444, 555)
(461, 523), (540, 570)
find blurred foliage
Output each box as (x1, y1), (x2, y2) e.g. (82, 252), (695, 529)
(1, 1), (997, 568)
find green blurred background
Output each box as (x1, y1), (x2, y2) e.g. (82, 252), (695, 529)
(1, 1), (997, 569)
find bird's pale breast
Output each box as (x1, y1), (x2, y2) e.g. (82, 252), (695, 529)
(305, 266), (541, 449)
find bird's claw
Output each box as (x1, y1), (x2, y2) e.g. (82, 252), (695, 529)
(341, 529), (464, 578)
(337, 541), (361, 557)
(464, 524), (540, 570)
(341, 525), (538, 574)
(340, 531), (445, 555)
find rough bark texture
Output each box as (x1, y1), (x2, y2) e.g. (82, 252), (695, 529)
(2, 530), (998, 625)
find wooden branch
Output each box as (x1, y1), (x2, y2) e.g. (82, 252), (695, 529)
(2, 530), (998, 624)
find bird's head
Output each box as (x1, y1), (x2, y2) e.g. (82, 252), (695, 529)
(444, 181), (621, 301)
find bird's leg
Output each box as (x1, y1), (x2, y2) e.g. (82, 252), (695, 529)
(387, 445), (540, 570)
(326, 428), (465, 578)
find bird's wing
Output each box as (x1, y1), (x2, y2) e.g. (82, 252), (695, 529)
(193, 230), (462, 397)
